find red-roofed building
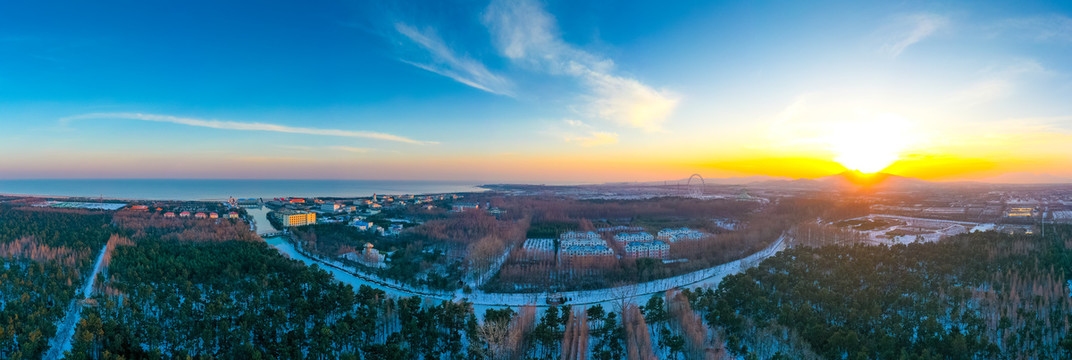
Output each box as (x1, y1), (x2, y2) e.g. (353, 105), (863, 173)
(164, 212), (176, 218)
(195, 212), (207, 219)
(209, 212), (219, 219)
(179, 211), (191, 218)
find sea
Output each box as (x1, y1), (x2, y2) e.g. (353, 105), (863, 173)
(0, 179), (486, 201)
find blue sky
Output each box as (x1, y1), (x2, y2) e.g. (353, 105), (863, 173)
(1, 0), (1070, 182)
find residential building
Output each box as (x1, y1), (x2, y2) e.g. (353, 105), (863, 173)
(209, 212), (219, 219)
(352, 220), (373, 231)
(613, 232), (654, 244)
(194, 212), (207, 219)
(227, 212), (239, 219)
(340, 242), (386, 268)
(657, 227), (705, 242)
(522, 238), (555, 253)
(624, 241), (669, 259)
(597, 225), (643, 232)
(1006, 207), (1036, 217)
(274, 210), (317, 227)
(451, 202), (480, 212)
(561, 245), (614, 257)
(321, 202), (341, 212)
(559, 231), (613, 257)
(163, 212), (176, 218)
(179, 211), (190, 218)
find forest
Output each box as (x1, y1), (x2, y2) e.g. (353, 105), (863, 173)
(685, 225), (1072, 359)
(0, 206), (113, 360)
(8, 196), (1072, 359)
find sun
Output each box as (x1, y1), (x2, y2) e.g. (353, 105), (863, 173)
(827, 115), (914, 174)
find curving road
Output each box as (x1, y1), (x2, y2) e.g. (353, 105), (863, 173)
(267, 234), (788, 308)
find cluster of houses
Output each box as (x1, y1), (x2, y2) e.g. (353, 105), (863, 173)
(350, 219), (404, 236)
(159, 210), (239, 220)
(520, 227), (708, 261)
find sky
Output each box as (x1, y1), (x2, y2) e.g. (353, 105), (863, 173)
(1, 0), (1070, 183)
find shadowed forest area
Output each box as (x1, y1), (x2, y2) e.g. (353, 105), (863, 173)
(0, 207), (112, 360)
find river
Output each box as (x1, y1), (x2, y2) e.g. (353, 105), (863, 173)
(245, 206), (280, 235)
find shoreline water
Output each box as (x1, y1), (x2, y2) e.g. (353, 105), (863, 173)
(0, 179), (487, 201)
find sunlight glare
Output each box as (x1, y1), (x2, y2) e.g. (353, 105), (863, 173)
(828, 114), (914, 174)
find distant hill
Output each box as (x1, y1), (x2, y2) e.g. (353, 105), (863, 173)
(606, 175), (793, 186)
(748, 171), (934, 191)
(974, 172), (1072, 184)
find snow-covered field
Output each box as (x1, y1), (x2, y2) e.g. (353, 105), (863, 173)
(845, 214), (982, 246)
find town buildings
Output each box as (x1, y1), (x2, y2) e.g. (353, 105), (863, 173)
(274, 210), (316, 227)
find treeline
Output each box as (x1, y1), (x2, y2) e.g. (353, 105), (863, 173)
(685, 225), (1072, 359)
(0, 206), (112, 360)
(114, 209), (258, 243)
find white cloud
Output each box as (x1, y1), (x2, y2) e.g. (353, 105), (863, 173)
(62, 112), (435, 145)
(566, 131), (619, 147)
(483, 0), (679, 131)
(395, 23), (514, 96)
(563, 119), (589, 128)
(880, 13), (949, 57)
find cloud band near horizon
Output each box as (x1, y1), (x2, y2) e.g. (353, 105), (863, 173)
(61, 112), (437, 145)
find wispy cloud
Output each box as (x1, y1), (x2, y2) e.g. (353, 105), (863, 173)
(566, 131), (619, 147)
(557, 119), (618, 146)
(330, 146), (374, 153)
(483, 0), (679, 131)
(998, 14), (1072, 43)
(949, 59), (1053, 106)
(880, 13), (949, 57)
(62, 112), (436, 145)
(279, 145), (375, 153)
(394, 23), (514, 96)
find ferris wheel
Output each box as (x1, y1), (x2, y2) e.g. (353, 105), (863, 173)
(686, 174), (705, 197)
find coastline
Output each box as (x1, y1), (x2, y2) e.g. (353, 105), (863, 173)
(0, 179), (488, 201)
